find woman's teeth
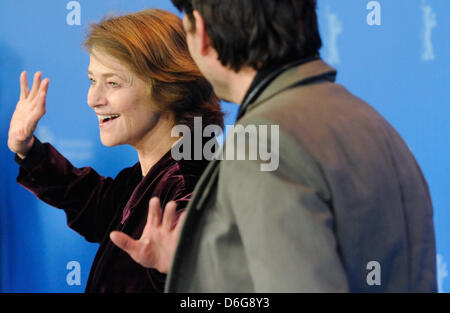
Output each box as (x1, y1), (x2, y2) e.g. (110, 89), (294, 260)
(98, 114), (120, 123)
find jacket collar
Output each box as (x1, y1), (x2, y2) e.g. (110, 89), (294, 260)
(244, 59), (337, 116)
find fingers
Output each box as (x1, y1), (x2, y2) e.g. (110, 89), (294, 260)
(173, 210), (187, 238)
(36, 78), (49, 106)
(147, 197), (162, 229)
(37, 78), (50, 108)
(20, 71), (30, 99)
(110, 231), (139, 256)
(162, 201), (178, 231)
(29, 72), (42, 100)
(30, 78), (49, 121)
(19, 71), (49, 102)
(40, 78), (50, 95)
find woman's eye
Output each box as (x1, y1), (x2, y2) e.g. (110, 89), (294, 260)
(89, 78), (96, 85)
(108, 82), (120, 88)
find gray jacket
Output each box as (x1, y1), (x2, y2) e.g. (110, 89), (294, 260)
(165, 59), (437, 292)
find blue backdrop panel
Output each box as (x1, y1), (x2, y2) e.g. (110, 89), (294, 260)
(0, 0), (448, 292)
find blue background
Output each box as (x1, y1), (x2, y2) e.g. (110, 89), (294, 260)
(0, 0), (448, 292)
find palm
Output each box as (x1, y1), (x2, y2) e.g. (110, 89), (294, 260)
(110, 197), (185, 274)
(136, 221), (176, 270)
(8, 71), (49, 157)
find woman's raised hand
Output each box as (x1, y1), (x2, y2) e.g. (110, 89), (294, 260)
(8, 71), (50, 158)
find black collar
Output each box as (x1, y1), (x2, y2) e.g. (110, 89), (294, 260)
(237, 56), (321, 121)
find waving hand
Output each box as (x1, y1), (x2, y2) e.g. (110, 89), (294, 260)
(8, 71), (49, 158)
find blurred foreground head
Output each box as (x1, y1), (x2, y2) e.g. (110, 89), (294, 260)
(171, 0), (322, 71)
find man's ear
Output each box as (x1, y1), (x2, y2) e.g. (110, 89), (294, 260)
(192, 10), (212, 56)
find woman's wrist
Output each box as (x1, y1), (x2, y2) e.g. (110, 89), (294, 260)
(16, 136), (35, 160)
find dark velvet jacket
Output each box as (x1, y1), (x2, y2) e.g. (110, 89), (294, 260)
(15, 137), (208, 293)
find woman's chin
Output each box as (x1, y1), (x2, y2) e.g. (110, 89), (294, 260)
(100, 135), (121, 147)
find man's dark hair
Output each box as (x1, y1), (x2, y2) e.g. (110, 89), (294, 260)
(171, 0), (322, 71)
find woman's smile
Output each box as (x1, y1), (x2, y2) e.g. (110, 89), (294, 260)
(97, 113), (121, 128)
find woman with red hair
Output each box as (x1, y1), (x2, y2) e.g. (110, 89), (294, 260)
(7, 9), (223, 293)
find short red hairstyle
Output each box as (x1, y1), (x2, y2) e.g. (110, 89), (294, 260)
(84, 9), (223, 129)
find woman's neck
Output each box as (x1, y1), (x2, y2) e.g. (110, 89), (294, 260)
(134, 116), (179, 177)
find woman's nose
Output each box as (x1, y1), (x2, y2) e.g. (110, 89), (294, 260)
(87, 85), (107, 108)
